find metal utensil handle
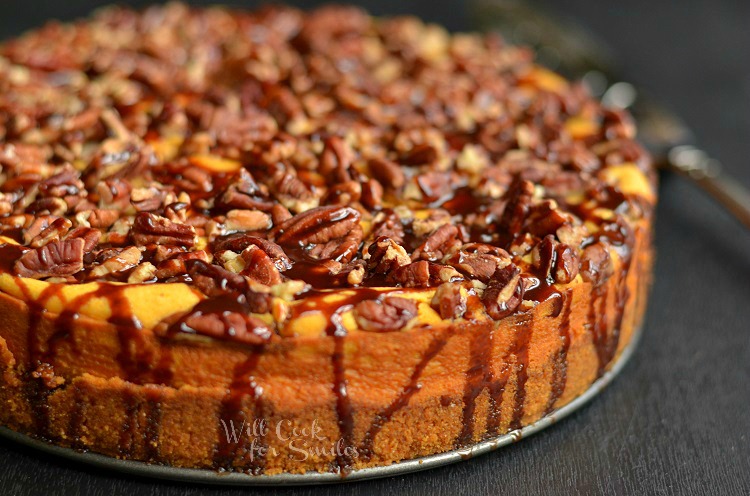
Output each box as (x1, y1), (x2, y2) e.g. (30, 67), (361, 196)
(667, 145), (750, 230)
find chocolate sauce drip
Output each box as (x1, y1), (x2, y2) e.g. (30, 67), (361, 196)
(609, 251), (633, 373)
(590, 247), (634, 377)
(11, 275), (158, 452)
(545, 290), (573, 415)
(20, 282), (72, 439)
(118, 392), (140, 457)
(456, 326), (495, 447)
(0, 244), (25, 272)
(213, 352), (266, 474)
(330, 312), (355, 473)
(143, 388), (163, 462)
(289, 289), (385, 472)
(151, 346), (174, 386)
(282, 260), (352, 290)
(588, 285), (610, 377)
(509, 316), (534, 431)
(359, 330), (450, 459)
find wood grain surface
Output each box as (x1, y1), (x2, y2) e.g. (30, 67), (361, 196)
(1, 1), (748, 494)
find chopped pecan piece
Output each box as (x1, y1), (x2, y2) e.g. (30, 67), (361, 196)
(532, 235), (579, 285)
(365, 237), (410, 273)
(368, 157), (405, 189)
(25, 217), (72, 248)
(65, 226), (101, 252)
(360, 179), (383, 209)
(14, 238), (85, 279)
(525, 200), (570, 238)
(320, 136), (354, 183)
(240, 245), (283, 286)
(580, 242), (614, 285)
(219, 169), (274, 211)
(431, 283), (466, 319)
(224, 209), (272, 233)
(482, 264), (524, 320)
(498, 177), (534, 240)
(213, 234), (292, 271)
(354, 296), (418, 332)
(89, 246), (142, 278)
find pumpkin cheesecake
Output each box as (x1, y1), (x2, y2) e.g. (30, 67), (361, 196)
(0, 3), (655, 475)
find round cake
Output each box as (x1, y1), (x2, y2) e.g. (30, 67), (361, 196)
(0, 4), (655, 475)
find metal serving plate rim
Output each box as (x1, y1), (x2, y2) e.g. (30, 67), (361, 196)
(0, 325), (641, 486)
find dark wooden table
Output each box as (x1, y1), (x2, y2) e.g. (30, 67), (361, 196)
(1, 1), (748, 494)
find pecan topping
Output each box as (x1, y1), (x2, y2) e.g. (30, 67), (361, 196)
(214, 234), (291, 271)
(354, 296), (418, 332)
(240, 245), (283, 286)
(14, 238), (85, 279)
(0, 4), (651, 328)
(26, 217), (72, 248)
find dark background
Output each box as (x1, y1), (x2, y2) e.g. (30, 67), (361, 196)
(1, 1), (749, 495)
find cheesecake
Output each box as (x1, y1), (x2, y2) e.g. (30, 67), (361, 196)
(0, 3), (655, 475)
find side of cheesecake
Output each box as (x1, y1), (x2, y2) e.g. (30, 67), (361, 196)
(0, 4), (655, 475)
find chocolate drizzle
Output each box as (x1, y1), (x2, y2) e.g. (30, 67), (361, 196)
(359, 329), (450, 460)
(456, 325), (495, 446)
(588, 245), (633, 377)
(213, 352), (266, 474)
(10, 278), (163, 455)
(545, 290), (573, 415)
(330, 310), (355, 473)
(509, 315), (534, 431)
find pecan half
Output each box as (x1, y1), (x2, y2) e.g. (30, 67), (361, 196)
(14, 238), (85, 279)
(412, 224), (462, 262)
(26, 217), (72, 248)
(218, 169), (274, 211)
(446, 243), (513, 282)
(354, 296), (418, 332)
(178, 299), (274, 345)
(273, 205), (361, 262)
(131, 212), (196, 247)
(387, 260), (448, 288)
